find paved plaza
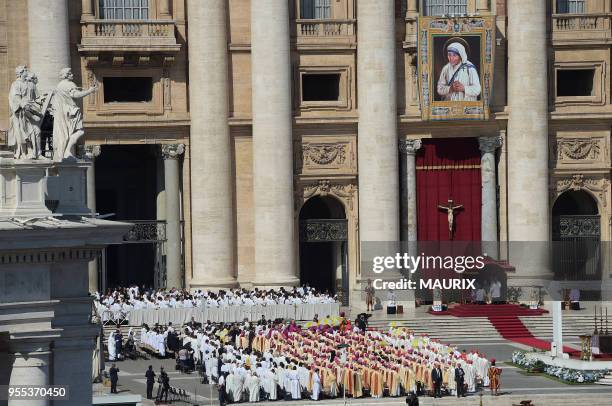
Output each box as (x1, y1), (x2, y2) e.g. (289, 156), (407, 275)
(96, 330), (612, 406)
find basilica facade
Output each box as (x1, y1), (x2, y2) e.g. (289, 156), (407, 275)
(1, 0), (610, 303)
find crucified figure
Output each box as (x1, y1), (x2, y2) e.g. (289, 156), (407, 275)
(438, 199), (463, 239)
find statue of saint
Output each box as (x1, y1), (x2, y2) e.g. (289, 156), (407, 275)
(50, 68), (98, 161)
(8, 65), (44, 159)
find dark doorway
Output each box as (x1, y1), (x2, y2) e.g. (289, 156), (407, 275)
(96, 145), (159, 288)
(299, 196), (348, 301)
(552, 190), (600, 282)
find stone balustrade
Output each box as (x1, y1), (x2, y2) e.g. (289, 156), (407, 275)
(294, 19), (356, 49)
(79, 20), (181, 53)
(552, 13), (612, 45)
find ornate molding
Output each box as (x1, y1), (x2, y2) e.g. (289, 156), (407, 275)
(555, 138), (601, 161)
(552, 174), (610, 208)
(478, 136), (502, 154)
(161, 143), (185, 160)
(302, 144), (346, 166)
(399, 139), (422, 155)
(300, 180), (357, 211)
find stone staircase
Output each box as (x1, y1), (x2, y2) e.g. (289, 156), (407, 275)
(366, 316), (503, 342)
(596, 372), (612, 385)
(520, 314), (599, 341)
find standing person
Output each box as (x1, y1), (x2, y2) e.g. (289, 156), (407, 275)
(488, 359), (502, 396)
(218, 373), (227, 406)
(365, 279), (375, 312)
(454, 364), (466, 397)
(157, 366), (170, 402)
(109, 363), (120, 394)
(145, 365), (156, 399)
(431, 363), (443, 398)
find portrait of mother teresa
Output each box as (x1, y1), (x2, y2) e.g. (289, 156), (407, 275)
(436, 40), (481, 101)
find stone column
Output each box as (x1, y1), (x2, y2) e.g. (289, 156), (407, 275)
(28, 0), (71, 93)
(399, 139), (421, 243)
(478, 136), (501, 243)
(407, 0), (418, 13)
(186, 0), (236, 287)
(357, 0), (400, 244)
(507, 0), (551, 282)
(252, 0), (298, 286)
(162, 144), (184, 289)
(85, 145), (101, 293)
(81, 0), (93, 19)
(8, 343), (51, 406)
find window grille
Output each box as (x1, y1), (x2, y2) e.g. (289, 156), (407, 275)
(99, 0), (149, 20)
(557, 0), (585, 14)
(423, 0), (468, 16)
(301, 0), (332, 19)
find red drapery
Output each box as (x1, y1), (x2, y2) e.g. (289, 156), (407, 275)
(416, 138), (481, 241)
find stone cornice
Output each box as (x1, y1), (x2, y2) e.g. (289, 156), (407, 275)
(0, 247), (100, 265)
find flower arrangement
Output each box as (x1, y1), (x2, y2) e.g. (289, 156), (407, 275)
(512, 351), (608, 383)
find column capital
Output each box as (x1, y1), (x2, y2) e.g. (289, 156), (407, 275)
(478, 136), (503, 154)
(84, 144), (101, 159)
(161, 143), (185, 160)
(399, 139), (422, 155)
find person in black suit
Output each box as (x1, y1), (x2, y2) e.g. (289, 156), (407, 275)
(431, 363), (443, 398)
(145, 365), (156, 399)
(109, 363), (120, 394)
(454, 364), (466, 397)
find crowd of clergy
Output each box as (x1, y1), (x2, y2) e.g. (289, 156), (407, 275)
(107, 314), (497, 402)
(94, 285), (336, 322)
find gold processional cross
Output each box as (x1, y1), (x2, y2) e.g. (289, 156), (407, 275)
(438, 199), (463, 239)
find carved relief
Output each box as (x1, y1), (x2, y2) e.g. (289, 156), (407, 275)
(556, 138), (601, 161)
(297, 137), (356, 175)
(300, 180), (357, 211)
(552, 174), (610, 208)
(303, 144), (346, 165)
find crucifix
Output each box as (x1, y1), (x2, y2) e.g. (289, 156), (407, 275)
(438, 199), (463, 239)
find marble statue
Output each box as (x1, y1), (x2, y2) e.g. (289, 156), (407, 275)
(8, 65), (44, 159)
(51, 68), (98, 161)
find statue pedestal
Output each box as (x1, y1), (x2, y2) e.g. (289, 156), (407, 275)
(0, 155), (53, 218)
(46, 160), (91, 215)
(0, 155), (91, 218)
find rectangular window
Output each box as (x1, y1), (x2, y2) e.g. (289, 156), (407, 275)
(423, 0), (468, 16)
(556, 69), (594, 97)
(557, 0), (585, 14)
(301, 0), (331, 19)
(302, 74), (340, 101)
(103, 77), (153, 102)
(100, 0), (149, 20)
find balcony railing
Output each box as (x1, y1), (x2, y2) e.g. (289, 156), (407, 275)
(552, 13), (612, 45)
(79, 20), (181, 53)
(294, 19), (356, 48)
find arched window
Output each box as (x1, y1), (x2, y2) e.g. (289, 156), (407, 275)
(300, 0), (332, 19)
(423, 0), (468, 16)
(557, 0), (585, 14)
(99, 0), (149, 20)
